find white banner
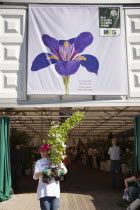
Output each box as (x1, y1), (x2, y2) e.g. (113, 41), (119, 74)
(28, 5), (127, 95)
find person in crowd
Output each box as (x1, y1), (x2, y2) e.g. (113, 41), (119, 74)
(79, 148), (83, 160)
(124, 169), (140, 203)
(92, 148), (97, 156)
(11, 144), (24, 193)
(33, 144), (67, 210)
(92, 149), (97, 168)
(87, 147), (93, 168)
(81, 148), (87, 166)
(96, 149), (101, 169)
(99, 148), (104, 161)
(108, 138), (123, 189)
(70, 148), (75, 161)
(104, 146), (110, 161)
(65, 148), (72, 170)
(73, 148), (77, 160)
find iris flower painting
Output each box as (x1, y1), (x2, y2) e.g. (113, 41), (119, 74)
(31, 32), (99, 95)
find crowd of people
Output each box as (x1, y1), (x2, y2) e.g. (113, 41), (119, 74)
(10, 140), (140, 210)
(63, 145), (106, 170)
(63, 139), (140, 209)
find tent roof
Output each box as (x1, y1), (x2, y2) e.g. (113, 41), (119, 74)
(1, 106), (138, 145)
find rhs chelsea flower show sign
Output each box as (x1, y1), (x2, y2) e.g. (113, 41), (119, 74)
(27, 5), (127, 95)
(99, 7), (121, 36)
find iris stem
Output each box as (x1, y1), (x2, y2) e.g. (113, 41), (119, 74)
(62, 76), (70, 95)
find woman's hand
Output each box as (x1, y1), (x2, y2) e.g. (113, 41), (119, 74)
(42, 169), (53, 178)
(124, 188), (129, 192)
(124, 176), (136, 192)
(34, 171), (42, 179)
(53, 169), (65, 177)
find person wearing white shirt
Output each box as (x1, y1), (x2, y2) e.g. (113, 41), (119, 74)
(33, 144), (67, 210)
(108, 139), (123, 190)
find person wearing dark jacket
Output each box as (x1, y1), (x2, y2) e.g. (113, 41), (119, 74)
(11, 145), (24, 193)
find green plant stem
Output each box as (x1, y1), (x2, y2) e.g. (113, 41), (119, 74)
(62, 76), (70, 95)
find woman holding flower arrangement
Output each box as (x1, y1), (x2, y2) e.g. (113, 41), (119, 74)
(33, 112), (84, 209)
(33, 144), (67, 210)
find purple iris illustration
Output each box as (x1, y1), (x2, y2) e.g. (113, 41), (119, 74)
(31, 32), (99, 94)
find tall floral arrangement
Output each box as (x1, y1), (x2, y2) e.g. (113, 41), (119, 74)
(48, 111), (85, 166)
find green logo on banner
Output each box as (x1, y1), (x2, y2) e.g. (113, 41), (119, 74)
(99, 7), (121, 36)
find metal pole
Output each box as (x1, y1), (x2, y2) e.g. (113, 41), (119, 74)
(2, 114), (139, 118)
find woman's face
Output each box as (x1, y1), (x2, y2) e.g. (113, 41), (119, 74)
(40, 150), (48, 158)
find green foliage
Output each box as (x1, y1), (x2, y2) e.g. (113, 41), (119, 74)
(121, 150), (134, 175)
(10, 128), (31, 150)
(87, 138), (112, 150)
(48, 111), (85, 165)
(22, 147), (40, 170)
(42, 139), (46, 144)
(10, 128), (40, 170)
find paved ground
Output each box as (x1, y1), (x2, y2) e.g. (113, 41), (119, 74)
(0, 161), (125, 210)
